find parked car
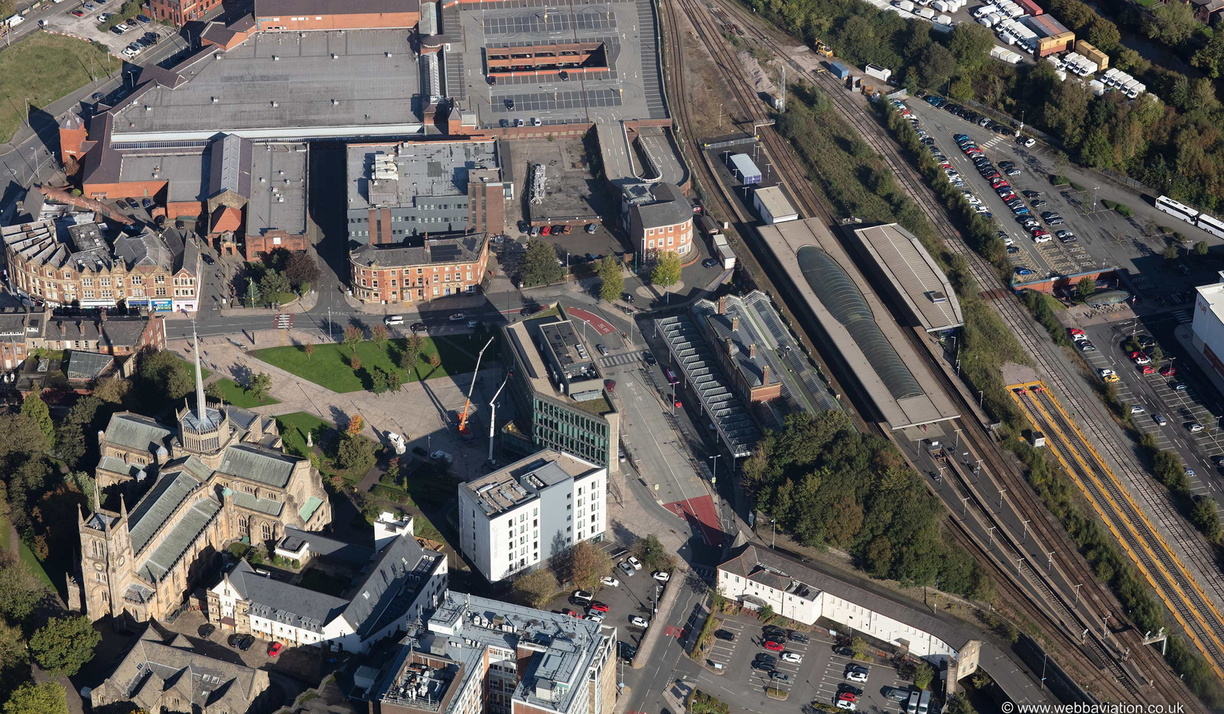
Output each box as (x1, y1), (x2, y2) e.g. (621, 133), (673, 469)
(1098, 368), (1119, 383)
(714, 629), (735, 641)
(571, 589), (593, 603)
(1187, 422), (1205, 433)
(198, 624), (215, 638)
(449, 312), (465, 322)
(1130, 405), (1146, 414)
(769, 672), (793, 683)
(410, 322), (426, 333)
(788, 631), (809, 643)
(629, 616), (650, 628)
(1160, 365), (1177, 376)
(588, 601), (609, 612)
(600, 576), (619, 587)
(1154, 414), (1168, 426)
(652, 570), (671, 582)
(702, 258), (719, 268)
(845, 666), (869, 683)
(763, 639), (785, 652)
(781, 651), (803, 663)
(618, 561), (635, 576)
(267, 642), (284, 657)
(626, 556), (642, 570)
(1078, 341), (1096, 352)
(430, 450), (453, 463)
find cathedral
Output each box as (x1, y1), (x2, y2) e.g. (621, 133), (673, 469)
(70, 335), (332, 626)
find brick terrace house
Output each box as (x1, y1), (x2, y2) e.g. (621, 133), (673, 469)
(349, 233), (489, 304)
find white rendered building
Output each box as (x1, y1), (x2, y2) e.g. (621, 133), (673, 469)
(459, 450), (607, 582)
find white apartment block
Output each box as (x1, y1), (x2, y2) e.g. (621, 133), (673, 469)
(459, 450), (607, 583)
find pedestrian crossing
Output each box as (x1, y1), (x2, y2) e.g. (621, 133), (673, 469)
(601, 352), (641, 368)
(982, 136), (1004, 149)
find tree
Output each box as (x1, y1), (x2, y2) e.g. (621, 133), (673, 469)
(519, 239), (565, 287)
(1075, 276), (1096, 302)
(512, 569), (558, 609)
(947, 23), (994, 73)
(597, 256), (624, 303)
(913, 661), (935, 690)
(1193, 28), (1224, 79)
(850, 636), (868, 660)
(337, 434), (377, 475)
(569, 541), (613, 591)
(1145, 2), (1198, 46)
(245, 277), (261, 307)
(634, 534), (675, 572)
(29, 615), (100, 676)
(20, 393), (54, 447)
(138, 350), (193, 402)
(247, 372), (272, 401)
(914, 43), (956, 92)
(284, 251), (320, 288)
(3, 682), (67, 714)
(0, 414), (50, 460)
(349, 356), (363, 372)
(0, 554), (48, 625)
(259, 270), (292, 302)
(347, 414), (365, 435)
(55, 396), (102, 468)
(1149, 345), (1164, 363)
(1163, 244), (1180, 261)
(371, 367), (393, 395)
(651, 252), (682, 294)
(1195, 240), (1210, 257)
(946, 693), (977, 714)
(343, 326), (364, 352)
(93, 375), (131, 404)
(1191, 495), (1222, 542)
(303, 342), (316, 361)
(400, 334), (425, 376)
(371, 324), (389, 348)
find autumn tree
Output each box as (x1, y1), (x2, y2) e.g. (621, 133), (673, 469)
(651, 252), (682, 299)
(93, 375), (131, 404)
(511, 569), (558, 609)
(400, 334), (425, 377)
(569, 541), (614, 591)
(371, 324), (389, 348)
(303, 342), (316, 361)
(343, 326), (364, 352)
(347, 414), (365, 435)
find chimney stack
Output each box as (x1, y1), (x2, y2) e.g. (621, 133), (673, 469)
(731, 316), (740, 331)
(718, 296), (726, 315)
(762, 364), (771, 386)
(725, 337), (734, 355)
(749, 343), (757, 360)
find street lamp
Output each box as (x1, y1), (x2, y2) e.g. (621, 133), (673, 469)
(770, 519), (776, 549)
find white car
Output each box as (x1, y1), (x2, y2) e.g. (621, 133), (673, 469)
(384, 315), (404, 326)
(846, 668), (869, 683)
(1187, 423), (1205, 433)
(430, 450), (453, 464)
(586, 611), (605, 623)
(781, 651), (803, 664)
(121, 46), (140, 58)
(1130, 405), (1145, 414)
(387, 431), (406, 455)
(836, 699), (857, 711)
(600, 576), (620, 587)
(626, 556), (642, 570)
(629, 616), (650, 628)
(652, 570), (670, 582)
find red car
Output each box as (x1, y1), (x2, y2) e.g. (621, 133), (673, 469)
(1069, 328), (1084, 336)
(1160, 366), (1177, 376)
(1139, 365), (1155, 374)
(673, 399), (683, 408)
(562, 609), (582, 618)
(1031, 229), (1049, 238)
(267, 642), (284, 657)
(589, 601), (610, 613)
(71, 8), (84, 15)
(763, 639), (785, 652)
(541, 225), (552, 236)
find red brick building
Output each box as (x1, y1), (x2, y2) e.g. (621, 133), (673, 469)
(350, 234), (489, 305)
(149, 0), (223, 26)
(254, 0), (419, 31)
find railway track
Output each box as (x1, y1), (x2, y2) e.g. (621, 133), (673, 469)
(662, 0), (1212, 705)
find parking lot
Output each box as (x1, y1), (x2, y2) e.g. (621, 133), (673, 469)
(904, 98), (1164, 283)
(40, 0), (171, 56)
(1077, 315), (1224, 508)
(694, 614), (917, 712)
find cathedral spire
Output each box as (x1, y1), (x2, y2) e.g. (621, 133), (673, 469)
(193, 321), (207, 425)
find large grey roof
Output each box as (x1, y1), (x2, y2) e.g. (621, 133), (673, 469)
(347, 140), (498, 210)
(103, 413), (174, 455)
(350, 233), (486, 269)
(113, 230), (174, 271)
(216, 444), (297, 488)
(796, 246), (924, 402)
(135, 497), (222, 583)
(281, 526), (373, 563)
(233, 491), (283, 517)
(847, 223), (963, 332)
(128, 471), (204, 555)
(342, 533), (436, 637)
(228, 559), (347, 633)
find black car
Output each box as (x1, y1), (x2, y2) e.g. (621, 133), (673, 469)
(763, 625), (785, 637)
(643, 351), (656, 365)
(499, 119), (509, 128)
(412, 446), (428, 457)
(126, 197), (140, 209)
(833, 645), (853, 657)
(1040, 211), (1059, 220)
(715, 629), (735, 641)
(618, 641), (637, 662)
(410, 322), (426, 332)
(228, 633), (254, 651)
(702, 258), (719, 268)
(838, 684), (864, 697)
(788, 631), (809, 643)
(621, 292), (635, 303)
(751, 659), (775, 672)
(1022, 190), (1041, 198)
(755, 653), (777, 665)
(504, 98), (515, 110)
(198, 624), (215, 638)
(141, 197), (153, 209)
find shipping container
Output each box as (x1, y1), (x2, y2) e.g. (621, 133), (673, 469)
(728, 153), (762, 184)
(1076, 39), (1108, 70)
(864, 63), (893, 82)
(830, 61), (853, 80)
(1014, 0), (1043, 13)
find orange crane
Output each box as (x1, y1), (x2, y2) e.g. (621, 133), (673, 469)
(457, 336), (495, 436)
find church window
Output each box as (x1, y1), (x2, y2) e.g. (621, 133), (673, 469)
(261, 522), (274, 541)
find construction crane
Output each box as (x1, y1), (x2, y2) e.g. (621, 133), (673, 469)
(457, 335), (495, 436)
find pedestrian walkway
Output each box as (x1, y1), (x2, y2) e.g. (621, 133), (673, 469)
(188, 336), (503, 485)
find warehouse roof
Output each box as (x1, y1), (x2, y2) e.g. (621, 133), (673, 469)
(1023, 14), (1072, 37)
(846, 223), (963, 332)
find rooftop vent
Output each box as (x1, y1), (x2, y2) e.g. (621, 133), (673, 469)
(272, 55), (279, 61)
(386, 52), (392, 57)
(211, 96), (218, 103)
(271, 101), (278, 107)
(331, 53), (337, 59)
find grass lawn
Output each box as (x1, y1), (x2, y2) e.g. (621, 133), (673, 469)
(0, 34), (120, 142)
(275, 412), (333, 459)
(19, 541), (54, 590)
(253, 334), (497, 393)
(211, 377), (279, 408)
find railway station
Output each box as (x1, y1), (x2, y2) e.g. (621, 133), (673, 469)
(843, 222), (964, 333)
(756, 218), (961, 430)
